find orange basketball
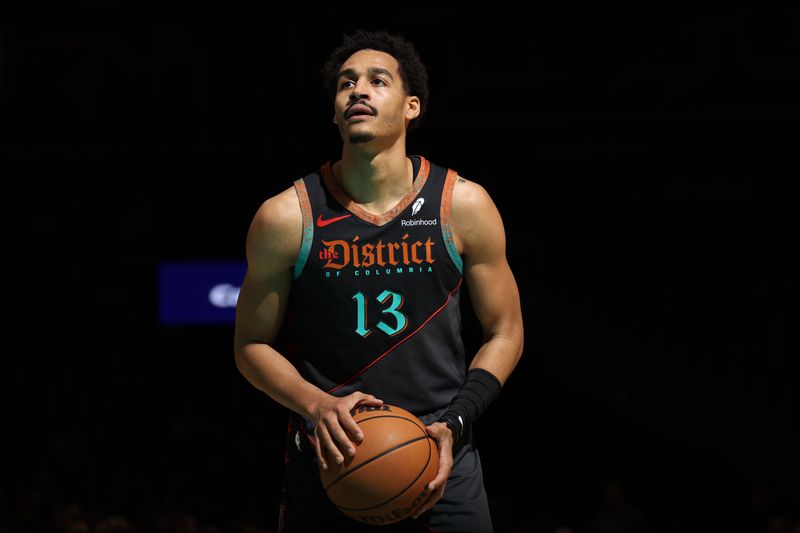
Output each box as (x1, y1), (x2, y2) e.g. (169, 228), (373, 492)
(319, 404), (439, 525)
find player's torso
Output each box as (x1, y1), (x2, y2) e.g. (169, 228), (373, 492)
(286, 155), (465, 415)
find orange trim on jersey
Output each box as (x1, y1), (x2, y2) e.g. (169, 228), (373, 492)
(320, 156), (431, 227)
(293, 179), (314, 279)
(294, 178), (313, 226)
(327, 277), (463, 395)
(440, 170), (464, 273)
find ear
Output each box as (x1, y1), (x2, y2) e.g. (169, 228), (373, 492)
(333, 112), (339, 125)
(405, 96), (421, 121)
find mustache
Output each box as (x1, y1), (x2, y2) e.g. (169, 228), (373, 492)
(346, 101), (378, 119)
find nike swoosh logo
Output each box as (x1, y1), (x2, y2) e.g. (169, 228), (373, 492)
(316, 213), (352, 227)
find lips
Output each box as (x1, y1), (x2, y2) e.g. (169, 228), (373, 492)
(346, 103), (375, 119)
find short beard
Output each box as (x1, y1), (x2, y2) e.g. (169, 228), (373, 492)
(348, 132), (375, 144)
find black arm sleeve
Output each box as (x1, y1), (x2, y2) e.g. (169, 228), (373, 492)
(437, 368), (502, 448)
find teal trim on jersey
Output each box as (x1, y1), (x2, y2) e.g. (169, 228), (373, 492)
(442, 223), (463, 273)
(293, 214), (313, 280)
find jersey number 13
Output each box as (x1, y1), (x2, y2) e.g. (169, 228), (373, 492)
(352, 290), (407, 337)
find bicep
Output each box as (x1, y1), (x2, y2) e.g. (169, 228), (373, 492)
(234, 190), (301, 348)
(454, 181), (522, 335)
(464, 254), (521, 336)
(235, 265), (293, 347)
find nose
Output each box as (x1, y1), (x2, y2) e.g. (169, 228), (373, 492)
(348, 80), (370, 102)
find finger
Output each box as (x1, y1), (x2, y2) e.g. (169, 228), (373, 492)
(314, 430), (327, 470)
(425, 421), (452, 442)
(412, 483), (443, 519)
(357, 393), (384, 406)
(343, 394), (383, 443)
(427, 443), (453, 492)
(326, 409), (357, 458)
(339, 410), (364, 444)
(427, 465), (450, 492)
(317, 423), (345, 465)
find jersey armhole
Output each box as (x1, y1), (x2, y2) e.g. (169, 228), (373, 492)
(293, 179), (314, 279)
(440, 170), (464, 274)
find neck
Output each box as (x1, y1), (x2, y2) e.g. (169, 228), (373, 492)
(333, 140), (413, 213)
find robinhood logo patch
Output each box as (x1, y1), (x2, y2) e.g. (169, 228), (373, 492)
(401, 218), (437, 227)
(411, 198), (425, 216)
(403, 197), (436, 226)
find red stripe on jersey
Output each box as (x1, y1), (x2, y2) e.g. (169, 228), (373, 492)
(327, 277), (464, 395)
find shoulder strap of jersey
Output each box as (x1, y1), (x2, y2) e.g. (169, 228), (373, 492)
(292, 177), (315, 279)
(440, 169), (463, 273)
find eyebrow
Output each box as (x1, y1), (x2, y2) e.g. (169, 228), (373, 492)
(338, 67), (395, 80)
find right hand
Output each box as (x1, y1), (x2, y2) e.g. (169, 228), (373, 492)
(312, 391), (383, 470)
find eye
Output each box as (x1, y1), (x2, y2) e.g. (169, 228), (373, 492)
(340, 80), (355, 90)
(372, 78), (387, 86)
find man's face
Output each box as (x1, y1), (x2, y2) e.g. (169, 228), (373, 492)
(333, 49), (419, 145)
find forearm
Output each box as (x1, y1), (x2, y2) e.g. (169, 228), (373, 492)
(438, 329), (523, 446)
(235, 343), (327, 420)
(469, 328), (524, 385)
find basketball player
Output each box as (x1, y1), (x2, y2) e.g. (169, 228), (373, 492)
(234, 30), (523, 532)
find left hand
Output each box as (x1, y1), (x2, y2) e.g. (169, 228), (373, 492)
(413, 421), (454, 519)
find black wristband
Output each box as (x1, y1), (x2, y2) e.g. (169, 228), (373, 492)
(438, 368), (502, 448)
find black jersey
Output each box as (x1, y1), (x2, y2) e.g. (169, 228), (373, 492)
(285, 155), (465, 418)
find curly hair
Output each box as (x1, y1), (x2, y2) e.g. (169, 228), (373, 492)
(321, 30), (430, 132)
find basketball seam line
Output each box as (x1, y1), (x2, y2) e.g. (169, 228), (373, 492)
(352, 414), (426, 433)
(333, 436), (435, 513)
(323, 434), (431, 493)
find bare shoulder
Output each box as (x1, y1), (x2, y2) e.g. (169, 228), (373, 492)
(450, 175), (505, 257)
(451, 175), (494, 211)
(251, 186), (302, 231)
(247, 186), (303, 265)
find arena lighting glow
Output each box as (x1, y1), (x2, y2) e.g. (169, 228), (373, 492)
(158, 261), (246, 325)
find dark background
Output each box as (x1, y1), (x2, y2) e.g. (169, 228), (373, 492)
(3, 7), (799, 533)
